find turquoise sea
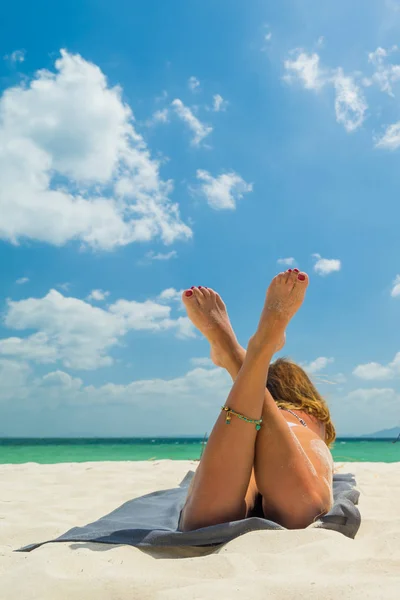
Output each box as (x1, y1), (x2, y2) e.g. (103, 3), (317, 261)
(0, 438), (399, 464)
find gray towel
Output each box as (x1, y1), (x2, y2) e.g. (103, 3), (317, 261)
(17, 470), (360, 552)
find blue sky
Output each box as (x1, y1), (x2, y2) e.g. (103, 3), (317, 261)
(0, 0), (399, 437)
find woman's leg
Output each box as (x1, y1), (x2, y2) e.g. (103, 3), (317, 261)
(179, 325), (276, 531)
(211, 342), (333, 528)
(181, 273), (332, 531)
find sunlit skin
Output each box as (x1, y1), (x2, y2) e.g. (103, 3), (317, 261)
(179, 270), (333, 532)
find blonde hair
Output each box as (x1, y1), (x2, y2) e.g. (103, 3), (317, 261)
(267, 357), (336, 447)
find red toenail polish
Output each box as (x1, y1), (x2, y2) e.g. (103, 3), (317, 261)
(185, 290), (193, 297)
(288, 269), (292, 273)
(293, 269), (299, 273)
(199, 286), (202, 289)
(190, 286), (195, 289)
(298, 274), (306, 281)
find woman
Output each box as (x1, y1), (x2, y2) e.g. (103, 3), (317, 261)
(179, 269), (335, 532)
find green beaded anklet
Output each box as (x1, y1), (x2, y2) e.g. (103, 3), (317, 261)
(221, 405), (262, 431)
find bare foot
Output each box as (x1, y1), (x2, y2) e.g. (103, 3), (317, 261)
(251, 270), (309, 352)
(182, 287), (239, 367)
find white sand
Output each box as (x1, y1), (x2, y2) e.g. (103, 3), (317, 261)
(1, 461), (399, 600)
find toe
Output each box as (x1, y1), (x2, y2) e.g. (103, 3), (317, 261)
(198, 286), (211, 298)
(275, 272), (287, 284)
(286, 269), (298, 286)
(192, 287), (205, 302)
(296, 271), (309, 285)
(182, 288), (195, 302)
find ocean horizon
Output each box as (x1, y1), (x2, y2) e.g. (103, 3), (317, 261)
(1, 437), (399, 464)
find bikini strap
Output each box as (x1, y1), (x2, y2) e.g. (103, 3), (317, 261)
(279, 407), (307, 427)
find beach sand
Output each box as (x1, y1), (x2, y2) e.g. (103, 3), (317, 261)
(1, 460), (399, 600)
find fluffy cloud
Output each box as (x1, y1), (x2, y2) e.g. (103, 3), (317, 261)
(367, 46), (400, 97)
(0, 362), (232, 436)
(277, 257), (296, 266)
(157, 287), (184, 304)
(312, 253), (341, 276)
(284, 50), (367, 132)
(0, 332), (58, 364)
(284, 51), (325, 90)
(391, 275), (400, 297)
(376, 122), (400, 150)
(87, 289), (110, 302)
(0, 50), (191, 250)
(196, 169), (252, 210)
(301, 356), (334, 374)
(0, 289), (194, 370)
(188, 76), (200, 92)
(353, 352), (400, 380)
(332, 69), (367, 132)
(0, 363), (230, 408)
(212, 94), (228, 112)
(56, 365), (230, 404)
(171, 99), (212, 146)
(330, 387), (400, 436)
(0, 358), (31, 402)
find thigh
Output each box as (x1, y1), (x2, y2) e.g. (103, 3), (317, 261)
(244, 469), (261, 517)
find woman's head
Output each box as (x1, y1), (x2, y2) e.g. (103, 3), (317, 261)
(266, 357), (336, 447)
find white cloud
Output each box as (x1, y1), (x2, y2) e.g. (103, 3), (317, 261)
(190, 357), (214, 367)
(332, 69), (367, 132)
(367, 46), (400, 97)
(330, 387), (400, 436)
(57, 365), (229, 403)
(265, 32), (272, 42)
(3, 290), (124, 370)
(376, 122), (400, 149)
(16, 277), (29, 285)
(4, 50), (25, 63)
(157, 288), (184, 303)
(284, 51), (366, 132)
(312, 253), (341, 276)
(329, 372), (347, 384)
(156, 287), (187, 314)
(391, 275), (400, 297)
(188, 76), (200, 92)
(301, 356), (334, 374)
(145, 250), (177, 261)
(0, 288), (194, 370)
(277, 257), (296, 266)
(196, 169), (253, 210)
(0, 358), (31, 402)
(146, 108), (169, 126)
(284, 51), (325, 90)
(87, 289), (110, 302)
(0, 333), (58, 364)
(0, 50), (191, 250)
(212, 94), (228, 112)
(0, 363), (231, 412)
(353, 352), (400, 380)
(171, 99), (212, 146)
